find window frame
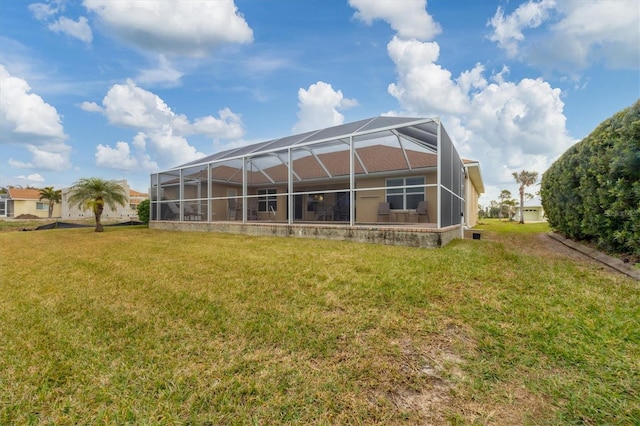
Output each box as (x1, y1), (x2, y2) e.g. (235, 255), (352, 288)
(257, 188), (277, 212)
(385, 176), (425, 210)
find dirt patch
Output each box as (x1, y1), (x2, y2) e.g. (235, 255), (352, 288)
(14, 214), (41, 219)
(382, 323), (473, 425)
(533, 233), (595, 263)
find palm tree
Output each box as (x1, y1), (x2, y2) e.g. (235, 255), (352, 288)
(38, 186), (62, 218)
(67, 178), (128, 232)
(512, 170), (539, 224)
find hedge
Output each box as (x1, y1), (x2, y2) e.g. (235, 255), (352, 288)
(541, 100), (640, 256)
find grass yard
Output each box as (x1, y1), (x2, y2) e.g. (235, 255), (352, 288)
(1, 221), (638, 425)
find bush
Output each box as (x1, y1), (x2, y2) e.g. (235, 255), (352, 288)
(137, 199), (150, 224)
(541, 100), (640, 256)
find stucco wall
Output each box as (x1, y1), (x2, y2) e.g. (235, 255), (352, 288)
(11, 200), (62, 218)
(150, 221), (462, 249)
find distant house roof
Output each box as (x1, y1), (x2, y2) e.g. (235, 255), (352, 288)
(130, 189), (148, 197)
(7, 188), (42, 200)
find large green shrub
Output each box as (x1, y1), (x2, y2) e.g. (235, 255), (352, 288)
(137, 199), (150, 224)
(541, 100), (640, 255)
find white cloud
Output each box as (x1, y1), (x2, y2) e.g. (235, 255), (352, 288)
(48, 16), (93, 43)
(80, 101), (103, 112)
(385, 37), (575, 202)
(95, 140), (158, 172)
(387, 37), (471, 116)
(15, 173), (45, 182)
(0, 65), (71, 171)
(136, 55), (184, 87)
(545, 1), (640, 70)
(488, 0), (556, 57)
(349, 0), (441, 41)
(101, 79), (174, 130)
(292, 81), (358, 134)
(488, 0), (640, 71)
(28, 2), (61, 21)
(18, 146), (72, 171)
(83, 0), (253, 57)
(0, 65), (65, 141)
(87, 79), (245, 168)
(191, 108), (245, 139)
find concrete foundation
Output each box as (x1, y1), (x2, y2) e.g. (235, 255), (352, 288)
(150, 221), (463, 248)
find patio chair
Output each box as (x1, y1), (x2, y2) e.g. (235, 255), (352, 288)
(227, 198), (241, 220)
(248, 199), (258, 220)
(377, 202), (391, 222)
(409, 201), (430, 223)
(316, 205), (334, 221)
(164, 202), (180, 220)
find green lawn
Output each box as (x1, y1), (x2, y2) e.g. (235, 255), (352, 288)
(1, 221), (638, 425)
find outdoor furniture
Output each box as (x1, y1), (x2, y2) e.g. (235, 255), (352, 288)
(409, 201), (430, 223)
(227, 198), (241, 220)
(183, 203), (202, 221)
(377, 202), (390, 222)
(316, 205), (334, 221)
(248, 199), (258, 220)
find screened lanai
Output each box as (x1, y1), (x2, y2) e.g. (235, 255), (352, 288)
(150, 116), (481, 233)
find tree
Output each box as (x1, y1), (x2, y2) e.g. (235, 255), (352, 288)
(498, 189), (514, 221)
(137, 199), (150, 224)
(541, 100), (639, 255)
(38, 186), (62, 218)
(67, 178), (128, 232)
(512, 170), (539, 224)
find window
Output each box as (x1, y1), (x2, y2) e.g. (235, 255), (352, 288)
(386, 177), (425, 209)
(258, 188), (277, 212)
(36, 202), (48, 211)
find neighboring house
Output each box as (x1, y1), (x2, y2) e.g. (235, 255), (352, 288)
(61, 180), (148, 220)
(513, 197), (546, 222)
(129, 189), (148, 213)
(4, 188), (62, 218)
(149, 117), (485, 247)
(0, 193), (7, 217)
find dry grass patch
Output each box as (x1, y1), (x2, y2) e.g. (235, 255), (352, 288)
(1, 223), (638, 424)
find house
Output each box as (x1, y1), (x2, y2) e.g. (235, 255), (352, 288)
(0, 193), (7, 217)
(149, 116), (484, 247)
(129, 189), (148, 213)
(61, 180), (148, 220)
(3, 188), (62, 218)
(513, 197), (546, 222)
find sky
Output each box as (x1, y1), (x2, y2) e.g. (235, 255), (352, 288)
(1, 0), (638, 204)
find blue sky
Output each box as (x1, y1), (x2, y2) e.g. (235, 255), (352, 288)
(1, 0), (638, 204)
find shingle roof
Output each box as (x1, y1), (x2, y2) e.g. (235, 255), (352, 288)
(197, 144), (438, 185)
(130, 189), (148, 197)
(7, 188), (42, 200)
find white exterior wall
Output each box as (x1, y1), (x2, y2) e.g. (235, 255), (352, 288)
(61, 180), (145, 220)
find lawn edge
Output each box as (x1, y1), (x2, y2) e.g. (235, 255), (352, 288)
(547, 232), (640, 280)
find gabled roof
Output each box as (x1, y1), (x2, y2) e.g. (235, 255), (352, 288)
(130, 189), (148, 197)
(463, 160), (485, 194)
(7, 188), (42, 200)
